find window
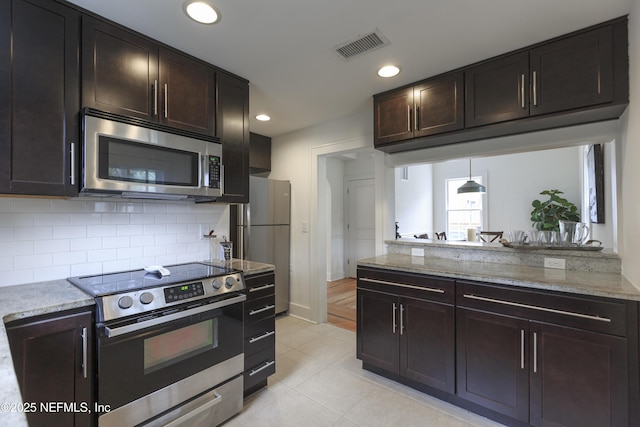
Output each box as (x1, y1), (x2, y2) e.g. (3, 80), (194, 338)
(445, 177), (484, 240)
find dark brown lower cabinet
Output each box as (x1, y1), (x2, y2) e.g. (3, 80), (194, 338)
(456, 280), (633, 427)
(243, 271), (276, 396)
(358, 268), (638, 427)
(357, 268), (455, 394)
(6, 307), (95, 427)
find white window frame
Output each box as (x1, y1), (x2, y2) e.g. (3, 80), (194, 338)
(444, 175), (488, 240)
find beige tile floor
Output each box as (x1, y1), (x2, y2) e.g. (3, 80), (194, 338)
(224, 315), (507, 427)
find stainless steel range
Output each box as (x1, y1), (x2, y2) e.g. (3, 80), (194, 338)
(68, 262), (246, 427)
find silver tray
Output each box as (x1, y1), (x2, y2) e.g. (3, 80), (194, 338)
(499, 239), (604, 251)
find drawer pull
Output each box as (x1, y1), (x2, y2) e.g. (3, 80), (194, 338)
(360, 278), (445, 294)
(249, 304), (275, 316)
(462, 294), (612, 323)
(249, 283), (275, 292)
(249, 330), (275, 343)
(249, 360), (275, 376)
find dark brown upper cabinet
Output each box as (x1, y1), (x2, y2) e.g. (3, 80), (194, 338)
(216, 72), (250, 203)
(529, 25), (614, 116)
(250, 132), (272, 175)
(465, 52), (530, 128)
(374, 72), (463, 146)
(0, 0), (80, 197)
(82, 16), (215, 135)
(375, 16), (628, 153)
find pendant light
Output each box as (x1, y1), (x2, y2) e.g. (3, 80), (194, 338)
(457, 159), (486, 194)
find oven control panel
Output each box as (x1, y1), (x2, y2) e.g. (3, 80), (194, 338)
(164, 282), (205, 303)
(98, 272), (245, 322)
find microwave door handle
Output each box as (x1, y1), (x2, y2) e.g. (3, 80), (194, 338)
(220, 164), (225, 196)
(202, 155), (209, 189)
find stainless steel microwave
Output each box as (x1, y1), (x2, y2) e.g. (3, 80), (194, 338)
(81, 110), (223, 202)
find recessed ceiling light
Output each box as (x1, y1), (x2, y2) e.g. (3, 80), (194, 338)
(183, 1), (221, 25)
(378, 65), (401, 78)
(256, 114), (271, 122)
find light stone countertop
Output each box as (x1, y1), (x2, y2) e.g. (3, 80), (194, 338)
(0, 259), (274, 426)
(358, 253), (640, 301)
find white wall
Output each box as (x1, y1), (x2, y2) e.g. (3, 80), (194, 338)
(0, 198), (229, 287)
(395, 164), (434, 237)
(620, 0), (640, 284)
(432, 147), (582, 233)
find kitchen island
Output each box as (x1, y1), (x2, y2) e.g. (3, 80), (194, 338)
(0, 259), (274, 427)
(357, 239), (640, 427)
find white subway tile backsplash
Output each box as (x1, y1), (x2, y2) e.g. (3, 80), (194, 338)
(54, 251), (87, 266)
(15, 226), (53, 241)
(88, 249), (117, 263)
(0, 198), (229, 286)
(15, 253), (53, 270)
(53, 226), (87, 239)
(102, 236), (130, 249)
(87, 225), (118, 237)
(70, 237), (103, 251)
(35, 239), (71, 254)
(14, 199), (52, 212)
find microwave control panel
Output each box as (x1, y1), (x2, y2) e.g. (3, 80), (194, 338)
(208, 156), (221, 189)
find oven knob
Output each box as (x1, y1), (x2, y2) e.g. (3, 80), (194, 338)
(118, 295), (134, 309)
(225, 276), (237, 289)
(212, 278), (223, 290)
(140, 292), (154, 304)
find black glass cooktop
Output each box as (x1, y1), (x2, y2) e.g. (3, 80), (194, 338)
(68, 262), (237, 297)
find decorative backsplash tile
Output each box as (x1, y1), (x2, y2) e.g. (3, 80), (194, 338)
(0, 198), (229, 287)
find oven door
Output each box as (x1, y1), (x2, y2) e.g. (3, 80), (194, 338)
(96, 294), (244, 424)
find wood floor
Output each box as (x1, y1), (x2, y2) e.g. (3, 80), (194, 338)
(327, 277), (356, 331)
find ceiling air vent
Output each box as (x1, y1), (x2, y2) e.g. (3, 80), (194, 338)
(333, 30), (390, 61)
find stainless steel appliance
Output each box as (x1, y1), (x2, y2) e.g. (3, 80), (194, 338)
(231, 177), (290, 314)
(81, 109), (223, 202)
(68, 262), (245, 427)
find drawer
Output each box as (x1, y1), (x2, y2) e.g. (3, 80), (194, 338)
(245, 317), (275, 356)
(456, 280), (632, 337)
(357, 267), (454, 304)
(244, 294), (276, 323)
(244, 273), (275, 301)
(244, 347), (276, 390)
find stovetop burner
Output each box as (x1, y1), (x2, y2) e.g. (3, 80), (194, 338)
(68, 262), (237, 297)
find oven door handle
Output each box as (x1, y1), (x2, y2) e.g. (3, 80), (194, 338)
(163, 392), (222, 427)
(103, 294), (246, 338)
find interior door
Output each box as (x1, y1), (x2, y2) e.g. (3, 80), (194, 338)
(346, 178), (375, 277)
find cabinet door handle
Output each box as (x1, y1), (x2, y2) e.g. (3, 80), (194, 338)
(392, 302), (397, 334)
(70, 143), (76, 186)
(414, 106), (419, 130)
(360, 278), (445, 294)
(249, 330), (275, 343)
(81, 327), (88, 379)
(533, 332), (538, 373)
(249, 283), (275, 292)
(532, 71), (538, 106)
(249, 304), (275, 316)
(521, 74), (525, 109)
(164, 83), (168, 118)
(250, 360), (275, 376)
(153, 80), (158, 116)
(400, 304), (405, 335)
(520, 329), (525, 370)
(407, 105), (411, 132)
(462, 294), (611, 323)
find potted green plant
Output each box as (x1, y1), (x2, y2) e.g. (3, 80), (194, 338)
(530, 189), (580, 231)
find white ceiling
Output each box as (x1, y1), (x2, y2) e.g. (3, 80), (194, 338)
(67, 0), (633, 138)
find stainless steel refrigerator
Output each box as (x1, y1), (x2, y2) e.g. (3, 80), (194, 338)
(231, 177), (290, 314)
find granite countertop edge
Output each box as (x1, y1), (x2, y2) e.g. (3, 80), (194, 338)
(357, 254), (640, 301)
(0, 259), (274, 426)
